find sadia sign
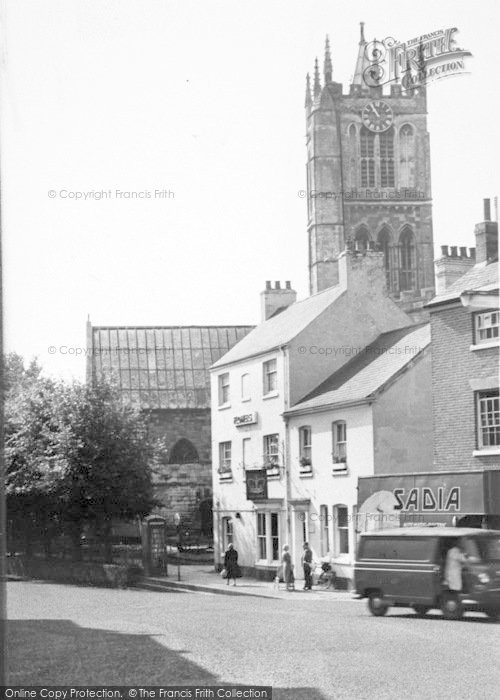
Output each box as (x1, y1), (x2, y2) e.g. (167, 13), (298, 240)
(394, 486), (460, 512)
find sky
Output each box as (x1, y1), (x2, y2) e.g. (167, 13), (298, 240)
(1, 0), (499, 380)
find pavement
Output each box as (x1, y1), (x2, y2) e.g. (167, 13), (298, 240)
(140, 563), (355, 600)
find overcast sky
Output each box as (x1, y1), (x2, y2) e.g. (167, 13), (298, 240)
(2, 0), (499, 380)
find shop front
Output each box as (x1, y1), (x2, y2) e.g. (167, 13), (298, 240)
(357, 469), (500, 530)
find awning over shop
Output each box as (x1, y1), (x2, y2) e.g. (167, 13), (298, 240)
(357, 469), (500, 528)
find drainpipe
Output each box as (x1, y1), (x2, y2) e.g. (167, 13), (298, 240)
(281, 345), (292, 548)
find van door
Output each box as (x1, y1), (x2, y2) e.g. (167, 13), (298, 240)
(383, 537), (438, 603)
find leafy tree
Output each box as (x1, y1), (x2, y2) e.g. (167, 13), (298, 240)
(4, 355), (163, 561)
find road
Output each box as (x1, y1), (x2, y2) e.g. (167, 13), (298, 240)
(6, 581), (500, 699)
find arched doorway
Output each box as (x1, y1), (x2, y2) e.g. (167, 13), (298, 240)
(168, 438), (199, 464)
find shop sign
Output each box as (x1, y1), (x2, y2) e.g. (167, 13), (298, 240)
(234, 412), (258, 427)
(246, 469), (268, 501)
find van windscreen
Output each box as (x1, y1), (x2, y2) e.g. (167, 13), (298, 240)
(361, 537), (433, 561)
(475, 536), (500, 562)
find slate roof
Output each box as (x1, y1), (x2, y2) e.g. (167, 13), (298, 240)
(284, 323), (430, 414)
(427, 260), (499, 307)
(88, 325), (254, 410)
(211, 284), (346, 368)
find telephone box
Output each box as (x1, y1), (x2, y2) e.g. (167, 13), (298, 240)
(142, 515), (168, 576)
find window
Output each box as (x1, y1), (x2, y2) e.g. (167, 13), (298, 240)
(218, 441), (232, 474)
(299, 426), (312, 469)
(360, 127), (375, 187)
(332, 421), (347, 467)
(263, 358), (277, 395)
(263, 434), (280, 469)
(399, 124), (415, 188)
(378, 227), (396, 292)
(475, 311), (499, 344)
(360, 537), (433, 561)
(169, 438), (199, 464)
(320, 504), (330, 556)
(257, 511), (280, 563)
(379, 128), (395, 187)
(257, 512), (267, 560)
(222, 517), (233, 551)
(348, 124), (357, 189)
(399, 227), (416, 291)
(242, 437), (251, 468)
(354, 226), (370, 252)
(335, 505), (349, 554)
(218, 372), (230, 405)
(477, 390), (500, 449)
(241, 373), (251, 400)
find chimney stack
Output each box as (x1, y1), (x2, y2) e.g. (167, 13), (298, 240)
(260, 281), (297, 321)
(475, 198), (498, 264)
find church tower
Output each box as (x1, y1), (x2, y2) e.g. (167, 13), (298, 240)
(306, 25), (435, 316)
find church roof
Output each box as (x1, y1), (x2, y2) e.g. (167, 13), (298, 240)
(211, 284), (346, 368)
(284, 323), (430, 414)
(87, 324), (254, 410)
(426, 260), (499, 307)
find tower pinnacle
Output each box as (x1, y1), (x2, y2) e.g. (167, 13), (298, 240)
(313, 57), (321, 97)
(360, 21), (365, 43)
(352, 21), (369, 86)
(305, 73), (312, 108)
(324, 35), (333, 83)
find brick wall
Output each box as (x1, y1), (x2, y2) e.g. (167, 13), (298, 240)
(431, 305), (499, 470)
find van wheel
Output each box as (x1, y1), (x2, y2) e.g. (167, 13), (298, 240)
(440, 593), (463, 620)
(368, 592), (388, 616)
(413, 605), (430, 616)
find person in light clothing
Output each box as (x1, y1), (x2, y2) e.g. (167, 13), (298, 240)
(444, 541), (467, 592)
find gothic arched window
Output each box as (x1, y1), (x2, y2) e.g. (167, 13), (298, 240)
(378, 227), (394, 291)
(399, 227), (417, 291)
(379, 128), (395, 187)
(355, 226), (370, 252)
(360, 128), (375, 188)
(169, 438), (199, 464)
(400, 124), (415, 188)
(348, 124), (357, 189)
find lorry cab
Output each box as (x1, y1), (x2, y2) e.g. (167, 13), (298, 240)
(354, 527), (500, 620)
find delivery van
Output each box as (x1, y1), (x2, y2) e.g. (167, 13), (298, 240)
(354, 527), (500, 620)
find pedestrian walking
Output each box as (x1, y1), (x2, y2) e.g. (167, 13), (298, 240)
(281, 544), (295, 591)
(302, 542), (313, 590)
(223, 543), (241, 586)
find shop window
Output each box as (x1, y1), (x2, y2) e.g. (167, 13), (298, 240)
(477, 390), (500, 449)
(257, 511), (280, 563)
(320, 504), (330, 556)
(334, 505), (349, 554)
(222, 517), (233, 551)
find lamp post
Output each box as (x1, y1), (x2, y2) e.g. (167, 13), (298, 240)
(174, 512), (181, 581)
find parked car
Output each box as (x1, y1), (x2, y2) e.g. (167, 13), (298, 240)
(354, 527), (500, 620)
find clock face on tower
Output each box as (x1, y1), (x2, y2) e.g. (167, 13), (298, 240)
(361, 100), (394, 132)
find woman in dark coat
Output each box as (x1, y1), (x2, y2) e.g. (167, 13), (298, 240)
(282, 544), (294, 591)
(224, 543), (241, 586)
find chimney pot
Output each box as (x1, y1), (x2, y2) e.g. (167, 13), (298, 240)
(460, 246), (467, 258)
(450, 246), (457, 257)
(285, 281), (291, 289)
(265, 280), (271, 290)
(469, 247), (476, 259)
(484, 198), (491, 222)
(274, 281), (281, 290)
(440, 245), (448, 256)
